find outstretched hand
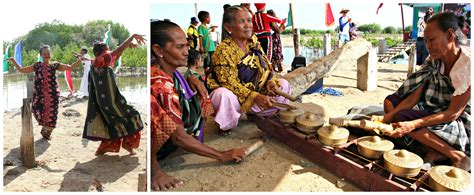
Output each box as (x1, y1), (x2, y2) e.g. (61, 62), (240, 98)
(219, 148), (246, 163)
(6, 57), (14, 63)
(132, 34), (147, 45)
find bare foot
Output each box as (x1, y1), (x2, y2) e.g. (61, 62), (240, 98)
(95, 150), (107, 156)
(453, 155), (471, 171)
(218, 129), (232, 136)
(124, 147), (137, 155)
(152, 171), (184, 191)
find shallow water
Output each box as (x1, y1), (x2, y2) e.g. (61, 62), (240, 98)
(3, 73), (147, 111)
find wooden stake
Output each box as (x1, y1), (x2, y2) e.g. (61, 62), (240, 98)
(137, 173), (147, 192)
(21, 98), (36, 168)
(245, 140), (265, 156)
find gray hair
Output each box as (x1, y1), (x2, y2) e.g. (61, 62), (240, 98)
(427, 12), (468, 46)
(222, 6), (245, 39)
(39, 45), (51, 55)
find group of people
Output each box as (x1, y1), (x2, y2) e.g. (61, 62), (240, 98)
(151, 4), (292, 190)
(7, 34), (146, 156)
(152, 4), (471, 191)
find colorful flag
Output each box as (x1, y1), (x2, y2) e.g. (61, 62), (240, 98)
(376, 3), (384, 15)
(37, 53), (43, 62)
(14, 42), (22, 67)
(114, 56), (122, 74)
(325, 3), (335, 27)
(103, 24), (111, 46)
(3, 46), (9, 73)
(64, 70), (74, 96)
(286, 4), (293, 27)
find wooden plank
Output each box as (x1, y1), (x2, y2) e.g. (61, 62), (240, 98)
(21, 98), (36, 168)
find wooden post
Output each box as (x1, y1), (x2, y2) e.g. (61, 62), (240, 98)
(26, 73), (34, 99)
(289, 3), (300, 56)
(378, 39), (387, 53)
(357, 48), (378, 91)
(21, 98), (36, 168)
(293, 28), (300, 56)
(407, 45), (416, 77)
(323, 34), (331, 56)
(137, 173), (147, 192)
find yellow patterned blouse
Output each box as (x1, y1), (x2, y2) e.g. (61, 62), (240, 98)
(206, 35), (277, 112)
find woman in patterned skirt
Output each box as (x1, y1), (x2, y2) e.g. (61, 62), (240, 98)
(7, 45), (83, 140)
(82, 34), (146, 156)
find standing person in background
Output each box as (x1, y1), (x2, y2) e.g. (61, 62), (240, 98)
(209, 24), (220, 48)
(7, 45), (84, 140)
(416, 7), (434, 65)
(198, 11), (216, 72)
(76, 46), (91, 99)
(187, 17), (200, 50)
(267, 9), (286, 73)
(338, 8), (351, 47)
(240, 3), (254, 17)
(83, 34), (146, 156)
(252, 3), (286, 61)
(223, 4), (231, 11)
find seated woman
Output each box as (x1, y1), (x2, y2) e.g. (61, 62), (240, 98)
(375, 12), (470, 171)
(150, 20), (246, 191)
(206, 6), (291, 135)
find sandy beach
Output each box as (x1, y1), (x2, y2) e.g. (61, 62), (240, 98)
(3, 95), (147, 192)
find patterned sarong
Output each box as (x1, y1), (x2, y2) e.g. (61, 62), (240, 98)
(83, 66), (143, 141)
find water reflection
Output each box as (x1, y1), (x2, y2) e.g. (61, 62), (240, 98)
(3, 74), (146, 111)
(282, 47), (324, 70)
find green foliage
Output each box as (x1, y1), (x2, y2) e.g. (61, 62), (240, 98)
(301, 37), (323, 49)
(121, 46), (147, 67)
(282, 28), (335, 36)
(3, 20), (145, 71)
(383, 26), (397, 34)
(404, 25), (413, 33)
(385, 37), (402, 48)
(358, 23), (382, 33)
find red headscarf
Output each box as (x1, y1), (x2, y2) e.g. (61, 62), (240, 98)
(254, 3), (266, 11)
(94, 51), (116, 67)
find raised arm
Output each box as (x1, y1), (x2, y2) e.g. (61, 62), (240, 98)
(7, 57), (34, 73)
(57, 57), (83, 71)
(111, 34), (146, 59)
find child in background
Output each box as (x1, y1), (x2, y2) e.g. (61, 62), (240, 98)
(184, 49), (204, 83)
(197, 11), (216, 71)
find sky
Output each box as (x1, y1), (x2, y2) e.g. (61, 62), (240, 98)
(151, 2), (416, 32)
(0, 0), (148, 42)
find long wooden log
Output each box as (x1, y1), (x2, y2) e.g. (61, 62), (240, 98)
(21, 98), (36, 168)
(283, 38), (372, 96)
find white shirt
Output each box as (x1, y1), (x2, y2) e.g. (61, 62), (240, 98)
(209, 31), (219, 42)
(439, 46), (471, 96)
(417, 17), (425, 38)
(339, 16), (350, 35)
